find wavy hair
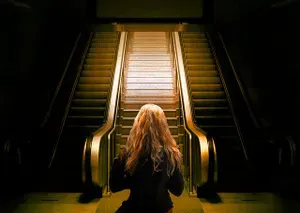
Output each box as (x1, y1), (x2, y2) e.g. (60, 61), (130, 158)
(121, 104), (182, 176)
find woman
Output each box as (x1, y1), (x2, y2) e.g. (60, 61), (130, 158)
(110, 104), (184, 213)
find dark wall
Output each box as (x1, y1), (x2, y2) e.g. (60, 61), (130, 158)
(214, 0), (300, 136)
(0, 0), (88, 138)
(96, 0), (204, 19)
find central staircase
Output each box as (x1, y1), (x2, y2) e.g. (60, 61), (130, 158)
(115, 32), (182, 157)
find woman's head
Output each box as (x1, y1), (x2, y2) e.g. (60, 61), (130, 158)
(122, 104), (182, 176)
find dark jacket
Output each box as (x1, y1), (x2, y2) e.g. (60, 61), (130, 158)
(109, 152), (184, 213)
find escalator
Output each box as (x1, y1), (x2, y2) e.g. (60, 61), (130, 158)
(39, 32), (120, 191)
(180, 32), (254, 191)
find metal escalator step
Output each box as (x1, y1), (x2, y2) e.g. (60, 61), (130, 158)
(124, 96), (175, 102)
(190, 84), (223, 91)
(89, 47), (116, 53)
(190, 77), (221, 84)
(188, 70), (218, 77)
(183, 43), (210, 48)
(67, 116), (104, 126)
(94, 33), (119, 39)
(196, 116), (234, 126)
(181, 33), (206, 38)
(81, 70), (111, 77)
(85, 58), (115, 65)
(186, 64), (216, 70)
(86, 53), (115, 59)
(186, 58), (215, 64)
(193, 98), (227, 106)
(194, 107), (230, 115)
(79, 77), (110, 84)
(83, 64), (113, 71)
(198, 125), (237, 136)
(185, 52), (212, 59)
(185, 58), (215, 65)
(183, 47), (211, 53)
(77, 84), (110, 91)
(74, 91), (108, 99)
(91, 39), (118, 43)
(90, 43), (117, 48)
(69, 107), (106, 116)
(72, 99), (107, 107)
(181, 38), (208, 43)
(192, 91), (225, 99)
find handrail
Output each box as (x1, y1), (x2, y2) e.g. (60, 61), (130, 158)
(48, 32), (93, 168)
(206, 32), (249, 161)
(88, 32), (128, 189)
(40, 33), (82, 128)
(102, 33), (122, 124)
(218, 33), (260, 129)
(172, 32), (209, 193)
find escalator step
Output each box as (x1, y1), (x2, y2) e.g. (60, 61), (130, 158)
(190, 77), (221, 84)
(81, 70), (111, 77)
(77, 84), (110, 91)
(192, 91), (225, 99)
(190, 84), (223, 91)
(186, 64), (216, 70)
(72, 99), (107, 107)
(79, 77), (110, 84)
(193, 99), (227, 106)
(74, 91), (108, 99)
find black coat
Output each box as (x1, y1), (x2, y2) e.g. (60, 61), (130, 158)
(109, 152), (184, 213)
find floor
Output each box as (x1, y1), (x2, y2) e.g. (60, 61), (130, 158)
(1, 191), (300, 213)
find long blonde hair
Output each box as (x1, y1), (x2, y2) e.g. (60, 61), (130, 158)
(121, 104), (182, 176)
